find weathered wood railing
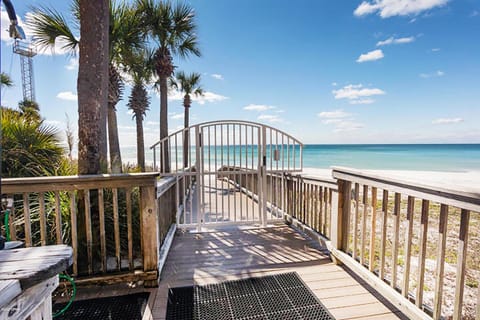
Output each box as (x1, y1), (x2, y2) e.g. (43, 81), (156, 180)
(327, 167), (480, 320)
(282, 174), (337, 239)
(233, 166), (479, 319)
(221, 167), (337, 238)
(1, 173), (171, 286)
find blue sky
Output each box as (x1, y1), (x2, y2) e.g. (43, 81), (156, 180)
(1, 0), (480, 161)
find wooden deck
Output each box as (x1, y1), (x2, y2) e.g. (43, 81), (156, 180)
(147, 225), (408, 320)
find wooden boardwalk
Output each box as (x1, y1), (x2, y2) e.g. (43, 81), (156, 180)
(147, 225), (408, 320)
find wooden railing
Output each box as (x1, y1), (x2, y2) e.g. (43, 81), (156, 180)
(222, 167), (337, 238)
(1, 173), (172, 286)
(281, 174), (337, 239)
(327, 167), (480, 320)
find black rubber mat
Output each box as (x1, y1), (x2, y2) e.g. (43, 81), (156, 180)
(53, 292), (149, 320)
(166, 272), (335, 320)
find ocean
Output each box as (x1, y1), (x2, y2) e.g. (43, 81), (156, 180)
(121, 144), (480, 172)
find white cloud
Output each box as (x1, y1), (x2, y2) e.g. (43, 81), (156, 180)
(470, 10), (479, 17)
(146, 121), (159, 126)
(243, 104), (276, 111)
(257, 114), (283, 123)
(65, 57), (78, 70)
(354, 0), (449, 18)
(168, 89), (228, 105)
(317, 110), (351, 119)
(211, 74), (224, 80)
(332, 84), (385, 104)
(376, 36), (415, 46)
(1, 8), (31, 45)
(431, 48), (441, 52)
(118, 125), (135, 130)
(170, 112), (184, 120)
(432, 117), (464, 124)
(56, 91), (77, 101)
(350, 98), (375, 105)
(420, 70), (445, 78)
(333, 120), (364, 133)
(44, 120), (61, 125)
(331, 82), (338, 86)
(357, 49), (384, 62)
(318, 109), (363, 132)
(195, 92), (228, 105)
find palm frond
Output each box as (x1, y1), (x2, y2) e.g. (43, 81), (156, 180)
(175, 35), (201, 58)
(26, 5), (79, 55)
(173, 71), (203, 97)
(70, 0), (80, 32)
(0, 72), (14, 88)
(110, 1), (145, 62)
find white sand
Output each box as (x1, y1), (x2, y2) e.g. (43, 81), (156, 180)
(301, 167), (480, 195)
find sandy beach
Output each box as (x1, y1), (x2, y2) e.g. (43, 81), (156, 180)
(301, 167), (480, 195)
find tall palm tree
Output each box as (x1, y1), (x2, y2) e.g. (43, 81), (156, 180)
(27, 0), (143, 173)
(27, 0), (107, 173)
(171, 71), (203, 167)
(124, 49), (154, 172)
(107, 2), (144, 173)
(77, 0), (109, 175)
(77, 0), (109, 275)
(136, 0), (200, 173)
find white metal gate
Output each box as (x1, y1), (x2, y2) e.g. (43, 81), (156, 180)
(151, 120), (302, 229)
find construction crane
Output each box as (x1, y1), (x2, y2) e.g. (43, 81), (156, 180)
(3, 0), (37, 102)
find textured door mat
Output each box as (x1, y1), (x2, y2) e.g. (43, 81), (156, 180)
(166, 272), (335, 320)
(53, 292), (150, 320)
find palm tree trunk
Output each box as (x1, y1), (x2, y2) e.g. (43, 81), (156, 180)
(135, 113), (145, 172)
(99, 108), (108, 173)
(183, 105), (190, 168)
(77, 0), (109, 275)
(107, 103), (123, 173)
(159, 75), (170, 173)
(77, 0), (108, 175)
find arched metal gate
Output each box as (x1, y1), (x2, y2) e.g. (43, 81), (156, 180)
(151, 120), (303, 229)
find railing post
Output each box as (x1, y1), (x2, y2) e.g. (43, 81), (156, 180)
(331, 179), (351, 263)
(141, 182), (159, 287)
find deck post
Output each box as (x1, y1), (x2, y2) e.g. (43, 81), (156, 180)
(331, 179), (351, 264)
(141, 181), (159, 287)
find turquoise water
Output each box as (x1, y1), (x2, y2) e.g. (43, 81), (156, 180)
(122, 144), (480, 172)
(302, 144), (480, 171)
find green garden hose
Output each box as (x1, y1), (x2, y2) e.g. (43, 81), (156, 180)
(52, 274), (77, 318)
(4, 209), (10, 241)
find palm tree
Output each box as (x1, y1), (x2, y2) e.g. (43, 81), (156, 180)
(76, 0), (110, 274)
(124, 49), (154, 172)
(136, 0), (200, 173)
(27, 0), (107, 173)
(78, 0), (110, 175)
(1, 72), (13, 88)
(18, 99), (41, 122)
(1, 106), (64, 177)
(27, 0), (143, 173)
(107, 2), (144, 173)
(171, 71), (203, 167)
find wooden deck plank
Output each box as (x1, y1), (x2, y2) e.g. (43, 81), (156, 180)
(151, 225), (406, 319)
